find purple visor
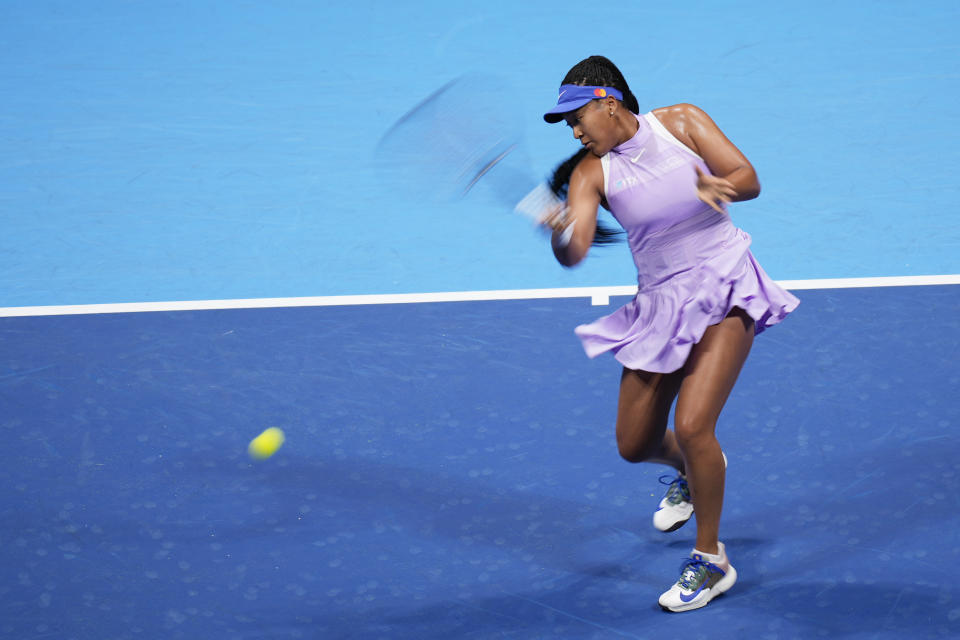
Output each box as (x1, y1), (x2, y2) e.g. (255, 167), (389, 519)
(543, 84), (624, 123)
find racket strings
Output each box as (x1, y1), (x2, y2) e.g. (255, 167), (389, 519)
(377, 74), (539, 209)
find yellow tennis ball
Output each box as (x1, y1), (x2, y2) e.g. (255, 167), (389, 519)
(248, 427), (285, 460)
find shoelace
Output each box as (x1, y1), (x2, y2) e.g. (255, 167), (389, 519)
(658, 474), (690, 505)
(677, 558), (721, 590)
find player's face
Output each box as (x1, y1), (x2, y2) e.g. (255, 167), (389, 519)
(563, 99), (615, 156)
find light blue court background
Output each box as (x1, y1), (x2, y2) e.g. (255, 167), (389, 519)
(1, 0), (959, 307)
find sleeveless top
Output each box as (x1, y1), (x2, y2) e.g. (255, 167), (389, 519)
(574, 112), (799, 373)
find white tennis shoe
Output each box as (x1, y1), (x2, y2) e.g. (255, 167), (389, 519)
(659, 542), (737, 612)
(653, 473), (693, 532)
(652, 452), (727, 532)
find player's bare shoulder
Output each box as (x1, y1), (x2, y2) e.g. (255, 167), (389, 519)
(652, 103), (708, 125)
(651, 104), (710, 155)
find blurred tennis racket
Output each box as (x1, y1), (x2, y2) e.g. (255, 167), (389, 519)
(375, 74), (560, 223)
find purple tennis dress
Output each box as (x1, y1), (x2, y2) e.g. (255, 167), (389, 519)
(575, 112), (800, 373)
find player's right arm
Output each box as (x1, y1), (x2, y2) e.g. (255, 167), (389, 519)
(550, 153), (603, 267)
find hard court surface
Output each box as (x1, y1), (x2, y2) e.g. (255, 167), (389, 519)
(1, 2), (959, 638)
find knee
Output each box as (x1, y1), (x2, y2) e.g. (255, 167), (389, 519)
(673, 414), (716, 453)
(616, 430), (660, 463)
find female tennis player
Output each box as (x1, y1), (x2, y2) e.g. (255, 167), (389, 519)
(540, 55), (799, 612)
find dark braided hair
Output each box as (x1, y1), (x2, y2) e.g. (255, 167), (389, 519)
(548, 56), (640, 245)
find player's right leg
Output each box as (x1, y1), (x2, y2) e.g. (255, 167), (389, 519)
(616, 367), (703, 532)
(615, 368), (694, 531)
(615, 367), (684, 466)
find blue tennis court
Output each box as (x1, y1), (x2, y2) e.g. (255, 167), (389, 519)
(2, 1), (959, 638)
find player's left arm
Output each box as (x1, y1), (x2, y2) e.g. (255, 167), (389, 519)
(654, 103), (761, 209)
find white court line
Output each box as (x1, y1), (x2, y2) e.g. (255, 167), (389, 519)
(1, 274), (958, 318)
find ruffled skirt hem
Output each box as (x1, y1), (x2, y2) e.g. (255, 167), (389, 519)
(574, 250), (799, 374)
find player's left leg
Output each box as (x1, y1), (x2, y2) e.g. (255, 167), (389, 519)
(659, 307), (754, 611)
